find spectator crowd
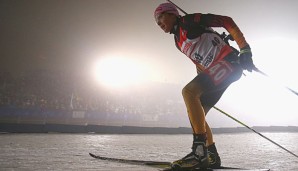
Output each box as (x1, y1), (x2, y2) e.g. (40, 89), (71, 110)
(0, 70), (189, 127)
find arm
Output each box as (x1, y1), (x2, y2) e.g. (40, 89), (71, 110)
(199, 13), (254, 72)
(199, 13), (248, 49)
(183, 13), (248, 49)
(183, 13), (254, 71)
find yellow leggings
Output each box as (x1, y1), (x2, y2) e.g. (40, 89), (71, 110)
(182, 58), (242, 145)
(182, 78), (215, 145)
(182, 80), (207, 134)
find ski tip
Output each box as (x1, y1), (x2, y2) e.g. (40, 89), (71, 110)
(89, 153), (97, 158)
(161, 166), (270, 171)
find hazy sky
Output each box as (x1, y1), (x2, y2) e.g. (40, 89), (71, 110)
(1, 0), (298, 127)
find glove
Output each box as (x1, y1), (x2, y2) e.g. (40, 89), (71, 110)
(239, 45), (254, 72)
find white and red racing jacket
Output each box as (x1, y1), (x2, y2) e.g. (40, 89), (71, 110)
(171, 13), (249, 72)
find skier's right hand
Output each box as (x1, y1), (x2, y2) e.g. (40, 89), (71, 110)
(239, 45), (254, 72)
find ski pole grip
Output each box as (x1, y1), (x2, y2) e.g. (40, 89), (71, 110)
(167, 0), (188, 15)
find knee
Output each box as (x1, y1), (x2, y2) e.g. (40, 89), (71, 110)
(182, 85), (190, 98)
(182, 83), (203, 100)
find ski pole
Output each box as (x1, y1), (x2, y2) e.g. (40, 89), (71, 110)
(253, 67), (298, 96)
(167, 0), (187, 15)
(213, 106), (298, 159)
(166, 0), (298, 160)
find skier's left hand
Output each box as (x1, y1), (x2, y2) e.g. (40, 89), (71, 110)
(239, 45), (254, 72)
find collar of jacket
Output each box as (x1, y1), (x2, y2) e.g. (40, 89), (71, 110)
(170, 16), (181, 35)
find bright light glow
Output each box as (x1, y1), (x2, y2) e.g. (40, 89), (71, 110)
(252, 37), (298, 91)
(93, 56), (149, 88)
(211, 37), (298, 127)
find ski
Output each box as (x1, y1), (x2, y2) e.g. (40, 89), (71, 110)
(162, 167), (270, 171)
(89, 153), (171, 168)
(89, 153), (270, 171)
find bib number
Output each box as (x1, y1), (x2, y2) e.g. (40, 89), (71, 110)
(206, 61), (233, 85)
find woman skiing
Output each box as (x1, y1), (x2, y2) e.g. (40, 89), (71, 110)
(154, 2), (254, 170)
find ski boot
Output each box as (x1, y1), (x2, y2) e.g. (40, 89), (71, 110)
(207, 143), (221, 168)
(171, 133), (209, 170)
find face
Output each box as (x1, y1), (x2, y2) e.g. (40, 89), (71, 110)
(156, 13), (176, 33)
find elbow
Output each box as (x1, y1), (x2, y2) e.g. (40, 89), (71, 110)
(223, 16), (237, 30)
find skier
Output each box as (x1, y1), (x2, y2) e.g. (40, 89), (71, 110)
(154, 2), (255, 169)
